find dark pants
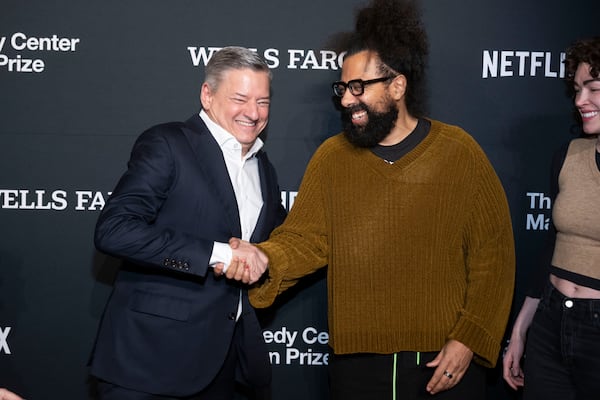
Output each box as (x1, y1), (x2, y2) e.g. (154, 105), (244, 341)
(96, 324), (241, 400)
(524, 283), (600, 400)
(329, 351), (485, 400)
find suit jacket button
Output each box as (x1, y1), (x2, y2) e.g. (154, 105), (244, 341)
(228, 312), (236, 320)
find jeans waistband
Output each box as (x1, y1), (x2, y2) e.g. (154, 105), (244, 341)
(542, 282), (600, 320)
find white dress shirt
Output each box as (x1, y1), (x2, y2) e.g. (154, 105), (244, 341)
(200, 110), (264, 269)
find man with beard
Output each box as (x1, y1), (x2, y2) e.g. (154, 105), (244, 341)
(222, 0), (515, 398)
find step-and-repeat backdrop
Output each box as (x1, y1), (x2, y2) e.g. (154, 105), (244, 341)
(1, 1), (598, 399)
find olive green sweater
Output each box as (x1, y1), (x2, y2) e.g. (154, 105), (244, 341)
(251, 120), (515, 368)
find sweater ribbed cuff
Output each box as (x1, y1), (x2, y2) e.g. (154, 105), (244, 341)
(449, 316), (500, 368)
(248, 244), (287, 308)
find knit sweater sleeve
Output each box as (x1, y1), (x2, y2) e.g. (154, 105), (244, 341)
(249, 140), (332, 308)
(448, 144), (516, 368)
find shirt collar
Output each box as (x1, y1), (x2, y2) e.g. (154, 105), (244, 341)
(199, 110), (264, 159)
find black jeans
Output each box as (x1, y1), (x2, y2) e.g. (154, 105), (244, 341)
(524, 283), (600, 400)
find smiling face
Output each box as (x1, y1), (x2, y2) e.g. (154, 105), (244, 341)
(201, 67), (270, 155)
(573, 62), (600, 135)
(338, 51), (401, 148)
(339, 52), (395, 125)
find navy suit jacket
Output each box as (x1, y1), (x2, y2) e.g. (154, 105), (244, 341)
(90, 114), (286, 396)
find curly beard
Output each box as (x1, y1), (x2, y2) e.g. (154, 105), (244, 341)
(341, 99), (398, 148)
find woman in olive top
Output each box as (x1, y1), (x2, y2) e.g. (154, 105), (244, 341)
(503, 36), (600, 400)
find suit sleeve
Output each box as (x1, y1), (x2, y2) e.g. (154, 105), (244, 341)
(94, 127), (214, 277)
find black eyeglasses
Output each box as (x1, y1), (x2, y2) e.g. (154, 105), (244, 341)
(332, 76), (395, 97)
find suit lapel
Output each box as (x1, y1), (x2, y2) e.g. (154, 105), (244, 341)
(182, 114), (242, 238)
(251, 151), (270, 243)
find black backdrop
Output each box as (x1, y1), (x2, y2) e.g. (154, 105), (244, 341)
(1, 1), (599, 399)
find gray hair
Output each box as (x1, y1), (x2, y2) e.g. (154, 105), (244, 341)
(204, 46), (271, 90)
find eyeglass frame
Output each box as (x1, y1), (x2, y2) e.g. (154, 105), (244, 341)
(331, 76), (395, 97)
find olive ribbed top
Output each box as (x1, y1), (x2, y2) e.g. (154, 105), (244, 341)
(250, 120), (515, 368)
(552, 138), (600, 280)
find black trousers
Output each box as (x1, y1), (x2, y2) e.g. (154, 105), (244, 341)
(96, 325), (241, 400)
(329, 351), (485, 400)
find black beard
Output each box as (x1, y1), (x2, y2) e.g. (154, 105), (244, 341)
(341, 101), (399, 148)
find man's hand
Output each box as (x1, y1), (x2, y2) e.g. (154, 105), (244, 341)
(229, 238), (268, 283)
(213, 257), (252, 284)
(213, 238), (268, 284)
(425, 339), (474, 395)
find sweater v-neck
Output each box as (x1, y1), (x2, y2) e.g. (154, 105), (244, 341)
(362, 118), (440, 176)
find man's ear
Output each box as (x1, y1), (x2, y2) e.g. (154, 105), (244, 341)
(200, 83), (212, 110)
(389, 74), (407, 100)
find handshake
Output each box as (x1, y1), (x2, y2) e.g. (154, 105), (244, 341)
(214, 238), (269, 285)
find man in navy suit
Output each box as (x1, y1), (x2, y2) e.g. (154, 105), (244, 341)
(89, 46), (286, 400)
